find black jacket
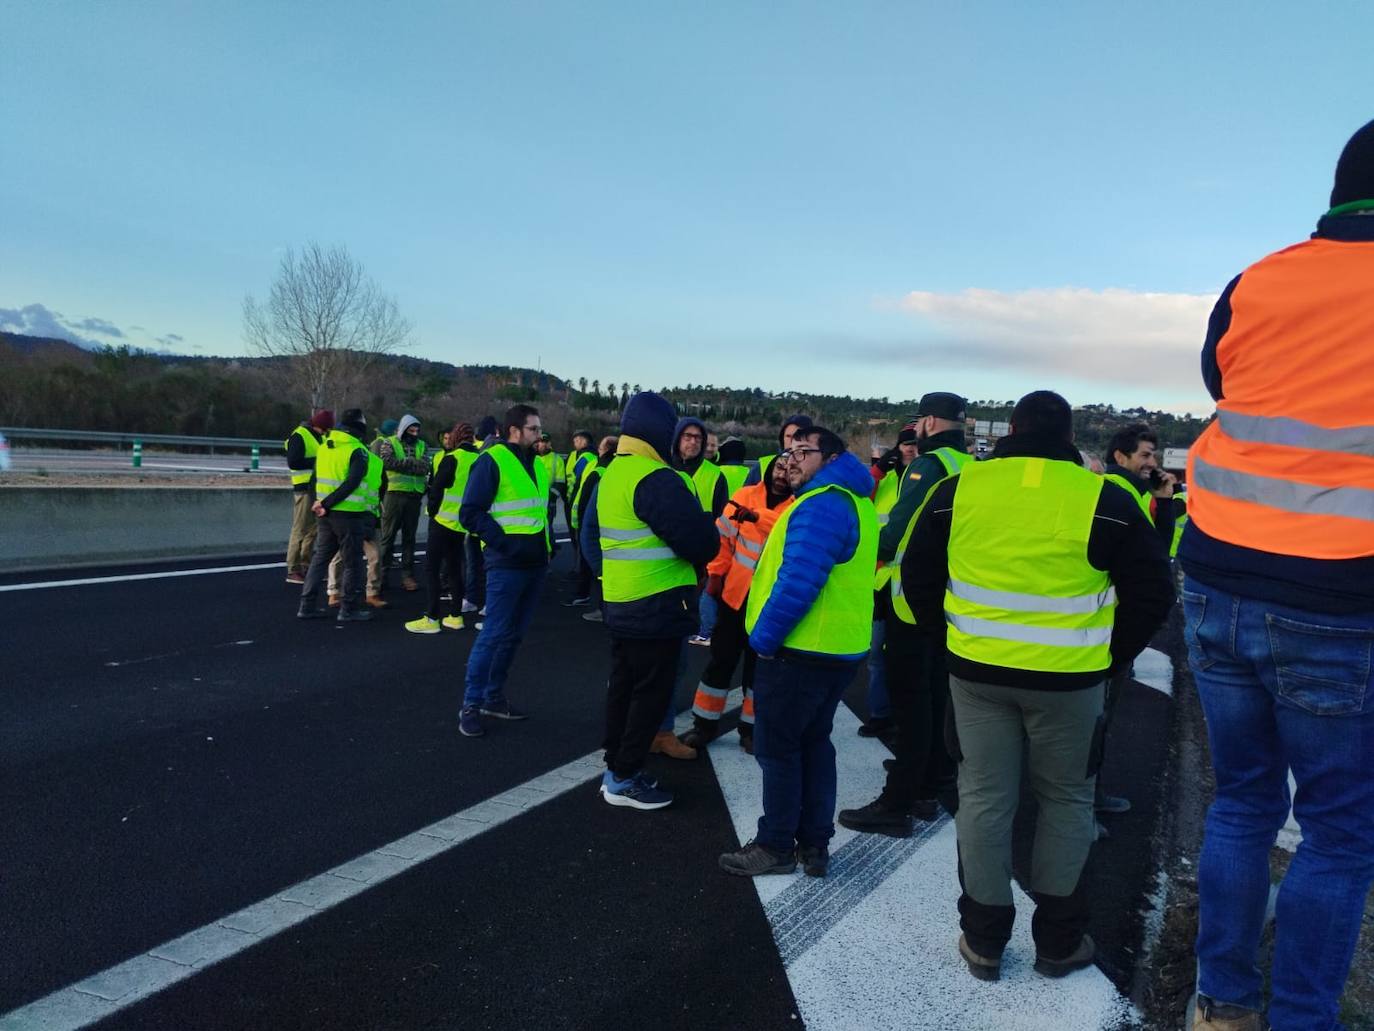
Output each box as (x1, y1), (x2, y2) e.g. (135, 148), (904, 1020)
(285, 425), (321, 494)
(877, 427), (968, 561)
(901, 432), (1175, 691)
(1103, 462), (1175, 550)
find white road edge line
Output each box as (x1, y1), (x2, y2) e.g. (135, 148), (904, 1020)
(2, 540), (570, 592)
(0, 698), (734, 1031)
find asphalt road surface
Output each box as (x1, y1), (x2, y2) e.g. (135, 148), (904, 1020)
(1, 545), (1176, 1030)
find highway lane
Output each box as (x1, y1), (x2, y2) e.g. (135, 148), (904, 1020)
(2, 549), (1176, 1028)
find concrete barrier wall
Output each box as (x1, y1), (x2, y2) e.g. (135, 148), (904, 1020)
(0, 487), (576, 572)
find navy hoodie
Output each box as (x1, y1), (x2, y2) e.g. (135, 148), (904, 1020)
(581, 393), (719, 639)
(673, 416), (728, 517)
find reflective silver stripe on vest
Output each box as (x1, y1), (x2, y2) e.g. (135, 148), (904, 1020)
(947, 578), (1117, 615)
(1218, 410), (1374, 457)
(946, 612), (1112, 649)
(602, 526), (657, 541)
(491, 497), (543, 512)
(316, 477), (343, 489)
(735, 552), (758, 571)
(877, 513), (890, 526)
(716, 517), (738, 538)
(1193, 456), (1374, 523)
(603, 546), (678, 561)
(494, 515), (544, 528)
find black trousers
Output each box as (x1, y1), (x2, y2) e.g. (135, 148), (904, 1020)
(700, 597), (756, 694)
(424, 519), (466, 619)
(879, 616), (953, 809)
(575, 549), (595, 598)
(604, 636), (683, 779)
(300, 511), (368, 611)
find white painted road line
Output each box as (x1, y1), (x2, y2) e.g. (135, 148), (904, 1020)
(1134, 647), (1174, 697)
(709, 703), (1137, 1030)
(0, 699), (734, 1031)
(0, 562), (286, 592)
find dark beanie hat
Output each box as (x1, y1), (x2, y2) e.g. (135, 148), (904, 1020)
(778, 413), (812, 448)
(476, 415), (499, 440)
(1331, 118), (1374, 208)
(896, 425), (918, 445)
(917, 392), (967, 422)
(311, 409), (335, 432)
(339, 408), (366, 434)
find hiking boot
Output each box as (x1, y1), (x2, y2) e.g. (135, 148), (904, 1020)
(958, 934), (1001, 982)
(911, 798), (940, 822)
(718, 840), (796, 877)
(1034, 934), (1096, 978)
(837, 798), (914, 838)
(738, 727), (754, 754)
(327, 593), (341, 607)
(883, 758), (896, 773)
(337, 608), (374, 622)
(285, 570), (305, 585)
(1095, 792), (1131, 814)
(458, 708), (484, 738)
(600, 771), (673, 811)
(402, 575), (419, 592)
(441, 615), (465, 631)
(478, 699), (529, 720)
(296, 604), (328, 620)
(366, 595), (388, 609)
(798, 844), (829, 878)
(1193, 995), (1267, 1030)
(405, 616), (441, 635)
(857, 715), (896, 739)
(650, 730), (696, 760)
(679, 719), (720, 751)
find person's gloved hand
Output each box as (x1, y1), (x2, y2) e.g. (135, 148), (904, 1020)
(705, 573), (724, 598)
(731, 503), (759, 523)
(876, 446), (903, 473)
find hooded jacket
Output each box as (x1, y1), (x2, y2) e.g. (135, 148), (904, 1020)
(581, 393), (719, 639)
(747, 449), (875, 661)
(673, 416), (728, 517)
(378, 414), (431, 478)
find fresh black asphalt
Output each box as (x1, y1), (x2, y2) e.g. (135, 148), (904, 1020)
(1, 546), (1174, 1027)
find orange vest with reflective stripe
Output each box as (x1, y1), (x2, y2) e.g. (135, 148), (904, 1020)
(1188, 237), (1374, 560)
(710, 482), (794, 610)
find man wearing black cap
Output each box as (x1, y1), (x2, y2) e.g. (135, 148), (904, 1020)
(841, 391), (972, 837)
(298, 408), (381, 623)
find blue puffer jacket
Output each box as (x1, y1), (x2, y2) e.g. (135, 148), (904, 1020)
(581, 392), (719, 639)
(748, 450), (874, 661)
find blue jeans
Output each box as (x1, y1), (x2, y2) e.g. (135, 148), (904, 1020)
(1183, 575), (1374, 1029)
(752, 654), (859, 852)
(698, 591), (718, 638)
(463, 534), (486, 609)
(866, 618), (890, 720)
(462, 564), (546, 710)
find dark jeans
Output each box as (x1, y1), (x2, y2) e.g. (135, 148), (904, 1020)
(463, 533), (486, 609)
(461, 564), (546, 710)
(574, 550), (595, 598)
(752, 653), (859, 852)
(380, 490), (423, 577)
(604, 636), (683, 779)
(880, 617), (953, 809)
(424, 520), (465, 620)
(1184, 575), (1374, 1028)
(300, 511), (368, 612)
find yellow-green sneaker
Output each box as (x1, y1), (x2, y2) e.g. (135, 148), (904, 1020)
(441, 615), (466, 630)
(405, 616), (441, 635)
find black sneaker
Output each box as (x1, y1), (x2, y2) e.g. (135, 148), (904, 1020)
(336, 608), (374, 622)
(738, 728), (754, 755)
(296, 605), (328, 619)
(1033, 934), (1096, 978)
(679, 719), (720, 751)
(798, 844), (829, 878)
(857, 715), (896, 739)
(478, 699), (529, 720)
(837, 798), (914, 838)
(563, 596), (591, 607)
(1094, 793), (1131, 814)
(911, 798), (940, 822)
(718, 840), (796, 877)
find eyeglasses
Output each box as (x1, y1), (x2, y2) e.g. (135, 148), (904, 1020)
(781, 447), (821, 461)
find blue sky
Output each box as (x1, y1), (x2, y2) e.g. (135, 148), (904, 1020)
(3, 1), (1371, 415)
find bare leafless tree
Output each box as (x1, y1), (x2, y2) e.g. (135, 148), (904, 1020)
(243, 242), (411, 409)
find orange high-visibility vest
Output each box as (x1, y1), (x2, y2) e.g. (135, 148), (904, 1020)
(706, 481), (794, 611)
(1188, 237), (1374, 560)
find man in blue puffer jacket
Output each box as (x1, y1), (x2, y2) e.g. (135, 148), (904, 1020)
(719, 426), (879, 878)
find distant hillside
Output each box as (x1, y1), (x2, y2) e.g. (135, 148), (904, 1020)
(0, 332), (1211, 458)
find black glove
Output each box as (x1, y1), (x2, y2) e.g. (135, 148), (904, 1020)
(876, 447), (903, 473)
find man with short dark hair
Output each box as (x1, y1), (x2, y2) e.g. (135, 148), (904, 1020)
(718, 426), (879, 878)
(456, 404), (551, 737)
(1103, 423), (1177, 549)
(284, 409), (333, 584)
(902, 389), (1172, 983)
(744, 414), (812, 486)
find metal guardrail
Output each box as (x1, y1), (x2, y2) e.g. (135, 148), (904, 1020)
(0, 427), (280, 449)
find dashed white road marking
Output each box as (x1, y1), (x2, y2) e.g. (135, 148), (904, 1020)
(1134, 647), (1174, 696)
(0, 700), (728, 1031)
(709, 703), (1137, 1030)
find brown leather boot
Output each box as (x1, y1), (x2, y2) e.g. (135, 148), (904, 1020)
(1194, 996), (1266, 1030)
(366, 595), (388, 608)
(327, 593), (341, 608)
(650, 731), (697, 760)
